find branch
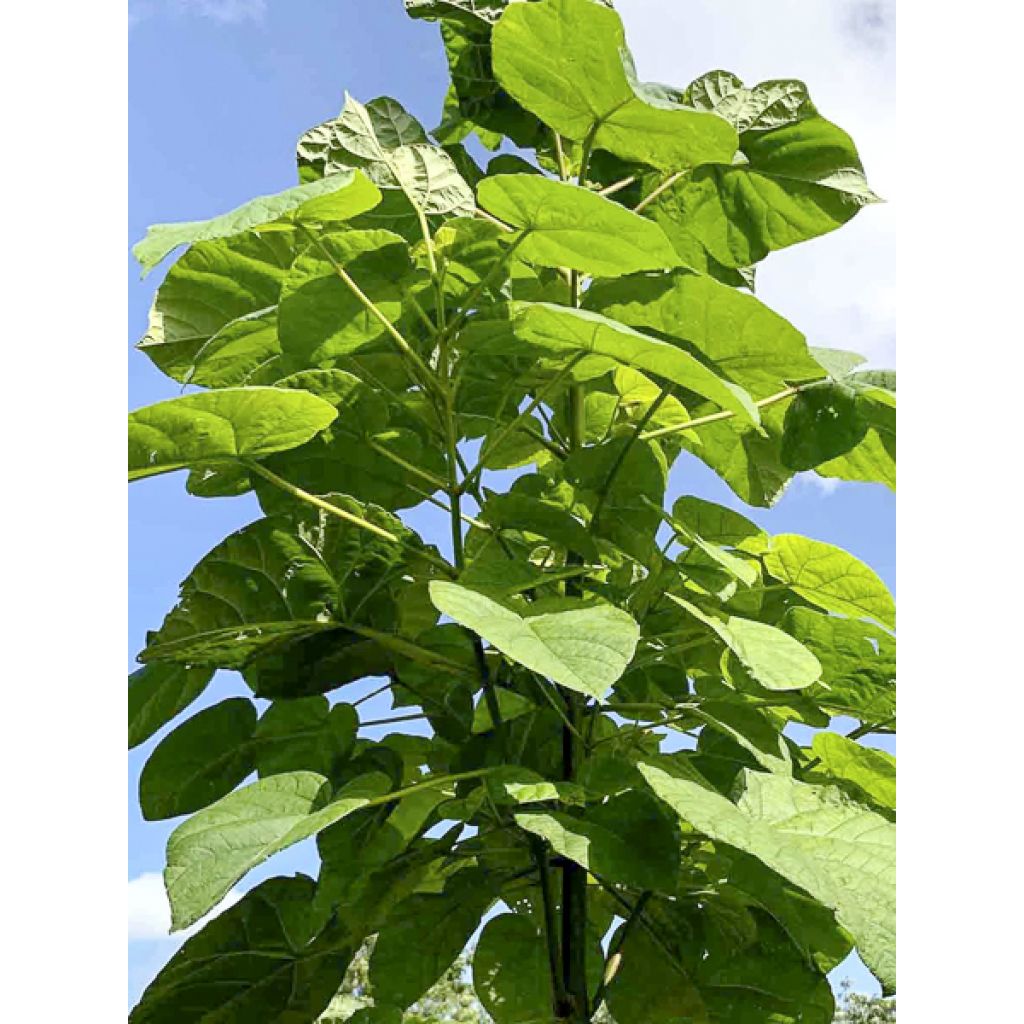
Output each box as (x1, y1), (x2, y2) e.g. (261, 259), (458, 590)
(530, 835), (568, 1009)
(359, 712), (428, 728)
(640, 385), (802, 442)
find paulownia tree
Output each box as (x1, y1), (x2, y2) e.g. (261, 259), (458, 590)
(128, 2), (896, 1022)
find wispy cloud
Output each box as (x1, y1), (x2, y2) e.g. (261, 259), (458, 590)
(128, 872), (242, 942)
(838, 0), (894, 54)
(794, 472), (843, 497)
(130, 0), (267, 29)
(177, 0), (267, 23)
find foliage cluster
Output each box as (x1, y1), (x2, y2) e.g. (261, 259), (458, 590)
(317, 946), (895, 1023)
(128, 2), (896, 1022)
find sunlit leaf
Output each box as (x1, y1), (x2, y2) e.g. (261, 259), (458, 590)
(128, 388), (337, 481)
(492, 0), (737, 169)
(429, 581), (639, 700)
(133, 170), (381, 275)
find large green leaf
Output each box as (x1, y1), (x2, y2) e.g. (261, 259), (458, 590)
(781, 382), (867, 470)
(672, 496), (764, 549)
(130, 876), (353, 1024)
(128, 663), (213, 749)
(763, 535), (895, 629)
(649, 74), (879, 268)
(429, 581), (639, 699)
(586, 270), (823, 398)
(139, 504), (419, 690)
(817, 390), (895, 489)
(481, 490), (600, 561)
(139, 698), (258, 820)
(586, 270), (827, 504)
(253, 698), (358, 778)
(605, 920), (706, 1024)
(684, 71), (812, 133)
(638, 760), (895, 991)
(477, 174), (680, 276)
(165, 770), (393, 930)
(472, 914), (553, 1023)
(314, 787), (453, 940)
(668, 594), (821, 691)
(134, 170), (382, 275)
(128, 387), (337, 481)
(491, 0), (737, 170)
(782, 608), (895, 721)
(507, 303), (759, 425)
(328, 93), (430, 159)
(186, 307), (282, 388)
(300, 94), (474, 216)
(811, 732), (896, 814)
(369, 868), (496, 1011)
(705, 847), (852, 974)
(694, 698), (792, 776)
(433, 18), (547, 151)
(516, 790), (680, 892)
(696, 909), (836, 1023)
(259, 371), (446, 512)
(278, 229), (413, 364)
(139, 231), (298, 383)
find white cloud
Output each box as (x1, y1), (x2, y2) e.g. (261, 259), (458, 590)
(794, 471), (843, 497)
(617, 0), (896, 370)
(128, 872), (242, 943)
(177, 0), (267, 22)
(130, 0), (267, 28)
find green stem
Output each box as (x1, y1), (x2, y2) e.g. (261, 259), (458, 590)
(352, 682), (391, 708)
(360, 712), (428, 728)
(444, 234), (526, 339)
(462, 354), (583, 493)
(641, 385), (801, 442)
(591, 891), (652, 1012)
(531, 835), (569, 1011)
(559, 255), (590, 1023)
(415, 203), (439, 280)
(633, 169), (687, 215)
(366, 437), (448, 492)
(245, 459), (456, 577)
(361, 767), (498, 810)
(297, 223), (442, 402)
(243, 459), (398, 543)
(475, 207), (514, 232)
(598, 175), (637, 197)
(591, 385), (671, 533)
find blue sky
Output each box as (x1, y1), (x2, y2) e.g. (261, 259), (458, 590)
(128, 0), (895, 1007)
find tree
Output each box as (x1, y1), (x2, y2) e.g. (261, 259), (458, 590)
(128, 2), (896, 1022)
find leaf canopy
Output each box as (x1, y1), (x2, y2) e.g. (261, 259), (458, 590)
(129, 4), (895, 1020)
